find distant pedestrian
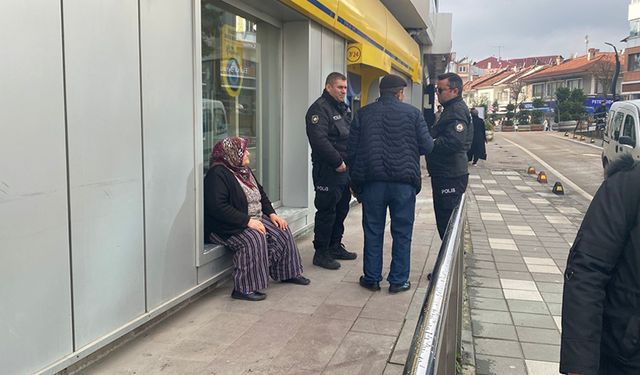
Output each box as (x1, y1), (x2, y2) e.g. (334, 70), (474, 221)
(467, 108), (487, 165)
(427, 72), (473, 239)
(560, 154), (640, 374)
(305, 72), (358, 270)
(348, 74), (433, 293)
(435, 104), (443, 123)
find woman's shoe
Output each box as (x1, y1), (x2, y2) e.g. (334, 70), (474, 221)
(231, 290), (267, 301)
(282, 276), (311, 285)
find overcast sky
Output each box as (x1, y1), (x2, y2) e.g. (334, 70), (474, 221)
(439, 0), (630, 62)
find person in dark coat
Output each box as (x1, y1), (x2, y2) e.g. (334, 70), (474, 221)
(348, 74), (433, 293)
(305, 72), (358, 270)
(560, 154), (640, 374)
(204, 137), (310, 301)
(467, 108), (487, 165)
(427, 72), (473, 239)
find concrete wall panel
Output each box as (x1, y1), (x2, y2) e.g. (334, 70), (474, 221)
(0, 2), (73, 373)
(63, 0), (145, 348)
(139, 0), (198, 309)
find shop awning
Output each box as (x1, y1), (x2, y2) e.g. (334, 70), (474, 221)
(280, 0), (421, 83)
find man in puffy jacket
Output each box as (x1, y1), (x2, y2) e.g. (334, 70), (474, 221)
(560, 154), (640, 375)
(427, 72), (473, 239)
(348, 74), (433, 293)
(306, 72), (358, 270)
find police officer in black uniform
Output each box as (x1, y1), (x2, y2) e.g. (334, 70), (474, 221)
(306, 72), (357, 270)
(427, 72), (473, 239)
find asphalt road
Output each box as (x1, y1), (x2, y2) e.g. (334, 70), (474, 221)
(489, 132), (604, 199)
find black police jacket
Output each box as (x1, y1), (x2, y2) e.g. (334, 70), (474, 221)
(347, 95), (433, 193)
(560, 155), (640, 375)
(306, 90), (351, 168)
(426, 96), (472, 177)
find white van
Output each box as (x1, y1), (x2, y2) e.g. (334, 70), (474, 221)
(602, 100), (640, 171)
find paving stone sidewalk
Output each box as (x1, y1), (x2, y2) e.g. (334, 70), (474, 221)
(78, 166), (442, 375)
(461, 136), (592, 375)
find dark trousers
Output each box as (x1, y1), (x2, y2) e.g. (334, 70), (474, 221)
(431, 174), (468, 239)
(312, 163), (351, 250)
(360, 182), (416, 285)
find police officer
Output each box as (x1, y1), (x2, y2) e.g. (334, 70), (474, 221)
(306, 72), (357, 270)
(427, 72), (473, 239)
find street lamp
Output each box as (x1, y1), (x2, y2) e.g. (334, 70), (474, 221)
(604, 42), (621, 101)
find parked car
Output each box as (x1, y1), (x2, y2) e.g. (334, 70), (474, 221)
(602, 100), (640, 173)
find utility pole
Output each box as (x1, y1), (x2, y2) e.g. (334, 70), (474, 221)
(585, 34), (589, 54)
(492, 45), (504, 61)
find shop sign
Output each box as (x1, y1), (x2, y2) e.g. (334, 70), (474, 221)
(221, 24), (243, 97)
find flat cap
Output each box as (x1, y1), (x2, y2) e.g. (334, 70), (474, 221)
(379, 74), (407, 90)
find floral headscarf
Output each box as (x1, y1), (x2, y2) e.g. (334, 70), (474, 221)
(209, 137), (256, 189)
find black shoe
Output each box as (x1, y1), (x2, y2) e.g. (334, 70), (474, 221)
(329, 243), (358, 260)
(282, 276), (311, 285)
(231, 290), (267, 301)
(359, 276), (381, 291)
(389, 281), (411, 294)
(313, 251), (341, 270)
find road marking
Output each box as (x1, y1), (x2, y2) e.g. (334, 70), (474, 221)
(502, 137), (594, 201)
(551, 134), (604, 150)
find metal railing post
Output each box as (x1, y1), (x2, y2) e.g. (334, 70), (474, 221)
(404, 194), (467, 375)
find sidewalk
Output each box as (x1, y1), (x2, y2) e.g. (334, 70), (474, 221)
(462, 136), (589, 375)
(81, 168), (442, 374)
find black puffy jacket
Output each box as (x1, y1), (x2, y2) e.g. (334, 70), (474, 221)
(561, 155), (640, 375)
(426, 96), (472, 177)
(347, 95), (433, 193)
(305, 90), (351, 168)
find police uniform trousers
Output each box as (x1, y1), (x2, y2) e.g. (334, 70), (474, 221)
(210, 214), (303, 293)
(312, 162), (351, 251)
(431, 174), (468, 239)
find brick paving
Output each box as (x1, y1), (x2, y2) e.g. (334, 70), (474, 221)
(77, 134), (592, 375)
(78, 166), (442, 375)
(461, 136), (591, 375)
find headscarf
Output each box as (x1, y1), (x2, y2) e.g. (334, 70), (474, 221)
(209, 137), (256, 189)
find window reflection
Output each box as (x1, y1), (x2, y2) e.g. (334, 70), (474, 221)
(201, 2), (281, 201)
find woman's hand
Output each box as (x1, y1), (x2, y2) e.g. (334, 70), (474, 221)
(247, 218), (266, 234)
(269, 213), (288, 230)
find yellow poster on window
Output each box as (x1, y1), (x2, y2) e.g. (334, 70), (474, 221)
(221, 24), (243, 97)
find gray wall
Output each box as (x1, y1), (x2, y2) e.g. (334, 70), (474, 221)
(282, 21), (346, 213)
(139, 0), (198, 310)
(0, 2), (72, 374)
(1, 3), (347, 374)
(1, 1), (203, 373)
(63, 0), (146, 349)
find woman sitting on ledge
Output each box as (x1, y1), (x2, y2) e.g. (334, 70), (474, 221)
(204, 137), (310, 301)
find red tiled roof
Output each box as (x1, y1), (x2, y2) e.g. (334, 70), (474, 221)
(523, 52), (616, 81)
(464, 69), (507, 90)
(475, 55), (561, 69)
(473, 70), (515, 89)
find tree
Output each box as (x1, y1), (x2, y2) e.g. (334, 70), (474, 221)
(516, 103), (530, 124)
(504, 103), (516, 126)
(507, 78), (527, 109)
(470, 95), (489, 114)
(554, 87), (586, 122)
(590, 58), (616, 96)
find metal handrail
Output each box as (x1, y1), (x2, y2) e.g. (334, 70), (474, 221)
(404, 193), (467, 375)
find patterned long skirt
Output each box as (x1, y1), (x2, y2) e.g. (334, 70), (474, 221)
(210, 214), (304, 293)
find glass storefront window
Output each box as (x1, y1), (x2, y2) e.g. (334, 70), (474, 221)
(201, 2), (281, 201)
